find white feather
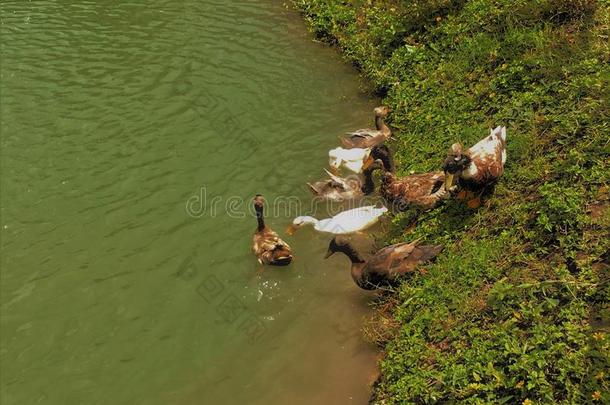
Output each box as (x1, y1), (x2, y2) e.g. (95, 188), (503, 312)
(292, 206), (387, 234)
(328, 147), (371, 173)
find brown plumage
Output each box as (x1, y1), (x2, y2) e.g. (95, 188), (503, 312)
(339, 106), (392, 149)
(364, 145), (448, 211)
(307, 161), (382, 202)
(252, 195), (293, 266)
(381, 171), (447, 210)
(307, 169), (364, 202)
(324, 237), (443, 290)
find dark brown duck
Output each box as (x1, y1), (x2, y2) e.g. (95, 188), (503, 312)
(324, 236), (442, 290)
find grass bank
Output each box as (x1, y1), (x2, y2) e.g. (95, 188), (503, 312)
(294, 1), (609, 403)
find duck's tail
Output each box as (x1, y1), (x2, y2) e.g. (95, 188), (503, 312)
(307, 182), (320, 195)
(492, 126), (507, 143)
(415, 244), (444, 262)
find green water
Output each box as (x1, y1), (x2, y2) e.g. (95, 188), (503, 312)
(0, 1), (380, 404)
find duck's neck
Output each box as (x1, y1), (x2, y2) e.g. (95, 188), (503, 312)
(337, 242), (366, 264)
(362, 168), (376, 194)
(381, 153), (395, 173)
(297, 216), (319, 228)
(255, 206), (265, 231)
(375, 115), (390, 134)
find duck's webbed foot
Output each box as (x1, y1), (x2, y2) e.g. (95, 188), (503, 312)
(467, 196), (482, 209)
(456, 190), (469, 201)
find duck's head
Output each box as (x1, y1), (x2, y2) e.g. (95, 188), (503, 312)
(253, 194), (265, 211)
(363, 144), (394, 172)
(442, 143), (471, 191)
(323, 236), (351, 259)
(361, 159), (384, 194)
(324, 236), (364, 263)
(374, 106), (392, 118)
(285, 216), (316, 235)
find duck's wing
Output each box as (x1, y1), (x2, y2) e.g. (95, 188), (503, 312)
(467, 126), (507, 182)
(323, 169), (353, 189)
(325, 206), (385, 233)
(253, 229), (292, 265)
(308, 179), (346, 194)
(346, 128), (381, 139)
(366, 241), (442, 275)
(383, 171), (448, 209)
(340, 129), (388, 149)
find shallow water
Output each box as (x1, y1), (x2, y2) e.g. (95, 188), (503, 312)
(0, 1), (380, 404)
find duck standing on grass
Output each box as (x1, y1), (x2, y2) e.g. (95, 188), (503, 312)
(363, 145), (449, 211)
(252, 195), (293, 266)
(324, 236), (443, 290)
(339, 106), (392, 149)
(443, 126), (507, 208)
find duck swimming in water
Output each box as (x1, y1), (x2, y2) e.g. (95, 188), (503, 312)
(328, 146), (372, 174)
(287, 205), (387, 235)
(339, 106), (392, 149)
(324, 236), (443, 290)
(307, 162), (380, 202)
(443, 126), (507, 208)
(252, 195), (293, 266)
(328, 142), (391, 174)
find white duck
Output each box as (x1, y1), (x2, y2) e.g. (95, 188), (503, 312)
(328, 146), (371, 173)
(287, 205), (387, 235)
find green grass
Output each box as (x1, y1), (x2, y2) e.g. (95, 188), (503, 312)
(294, 0), (609, 403)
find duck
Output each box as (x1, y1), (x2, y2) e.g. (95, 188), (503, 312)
(306, 163), (380, 202)
(328, 146), (371, 174)
(339, 106), (392, 149)
(363, 145), (449, 211)
(328, 142), (390, 174)
(443, 126), (507, 208)
(252, 195), (293, 266)
(287, 205), (387, 235)
(324, 236), (443, 290)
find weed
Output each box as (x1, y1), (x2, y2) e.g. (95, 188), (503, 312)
(295, 0), (610, 403)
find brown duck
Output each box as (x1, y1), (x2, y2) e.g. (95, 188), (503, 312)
(306, 162), (381, 202)
(324, 236), (442, 290)
(339, 106), (392, 149)
(252, 195), (293, 266)
(363, 145), (448, 211)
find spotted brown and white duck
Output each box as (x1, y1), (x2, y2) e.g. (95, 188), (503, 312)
(443, 126), (507, 208)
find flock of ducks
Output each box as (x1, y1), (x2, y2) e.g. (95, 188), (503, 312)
(252, 107), (507, 290)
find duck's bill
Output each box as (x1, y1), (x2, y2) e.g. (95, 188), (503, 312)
(362, 155), (375, 170)
(285, 224), (298, 235)
(323, 249), (334, 259)
(444, 173), (455, 191)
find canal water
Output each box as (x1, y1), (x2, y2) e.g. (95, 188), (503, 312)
(0, 1), (379, 404)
